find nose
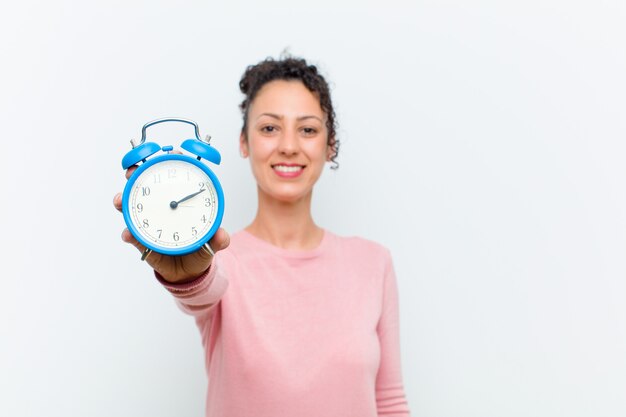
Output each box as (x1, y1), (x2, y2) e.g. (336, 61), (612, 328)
(277, 127), (299, 156)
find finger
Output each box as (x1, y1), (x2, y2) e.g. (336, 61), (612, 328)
(125, 165), (138, 180)
(121, 228), (146, 253)
(209, 228), (230, 253)
(113, 193), (122, 211)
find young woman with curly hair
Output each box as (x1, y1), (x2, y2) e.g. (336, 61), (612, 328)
(114, 55), (411, 417)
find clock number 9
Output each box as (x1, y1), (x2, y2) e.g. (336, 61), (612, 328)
(136, 203), (144, 213)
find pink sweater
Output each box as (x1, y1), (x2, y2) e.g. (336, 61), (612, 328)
(156, 229), (411, 417)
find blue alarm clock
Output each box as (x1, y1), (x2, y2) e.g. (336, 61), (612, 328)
(121, 118), (224, 260)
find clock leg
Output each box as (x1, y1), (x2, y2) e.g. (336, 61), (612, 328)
(141, 248), (153, 261)
(202, 243), (215, 257)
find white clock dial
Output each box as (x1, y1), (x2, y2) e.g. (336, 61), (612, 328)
(127, 160), (219, 249)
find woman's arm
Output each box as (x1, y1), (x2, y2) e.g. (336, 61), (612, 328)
(154, 255), (229, 318)
(376, 251), (412, 416)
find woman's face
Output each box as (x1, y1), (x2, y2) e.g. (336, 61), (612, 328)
(240, 80), (331, 204)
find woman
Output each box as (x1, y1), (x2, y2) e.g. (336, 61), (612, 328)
(114, 56), (411, 417)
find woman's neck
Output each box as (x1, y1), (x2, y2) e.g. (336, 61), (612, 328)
(245, 189), (323, 250)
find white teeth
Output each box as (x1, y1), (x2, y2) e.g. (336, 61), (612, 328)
(273, 165), (302, 173)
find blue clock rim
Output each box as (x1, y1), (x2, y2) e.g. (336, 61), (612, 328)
(121, 153), (225, 256)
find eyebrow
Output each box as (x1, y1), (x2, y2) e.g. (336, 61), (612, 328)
(257, 113), (323, 123)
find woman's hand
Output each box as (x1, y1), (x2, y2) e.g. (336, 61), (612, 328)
(113, 163), (230, 284)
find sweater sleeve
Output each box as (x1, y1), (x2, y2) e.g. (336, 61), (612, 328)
(375, 251), (411, 416)
(154, 255), (229, 318)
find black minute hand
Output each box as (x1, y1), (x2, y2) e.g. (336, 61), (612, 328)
(170, 188), (206, 209)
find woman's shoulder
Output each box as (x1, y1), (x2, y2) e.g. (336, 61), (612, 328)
(219, 229), (259, 256)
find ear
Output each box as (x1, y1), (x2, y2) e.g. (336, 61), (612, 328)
(239, 132), (249, 158)
(326, 143), (333, 162)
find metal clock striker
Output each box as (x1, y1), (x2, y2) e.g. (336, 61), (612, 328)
(121, 118), (224, 260)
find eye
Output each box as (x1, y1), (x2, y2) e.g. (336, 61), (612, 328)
(301, 127), (318, 136)
(260, 125), (278, 134)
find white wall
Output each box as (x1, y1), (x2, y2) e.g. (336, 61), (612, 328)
(1, 1), (625, 416)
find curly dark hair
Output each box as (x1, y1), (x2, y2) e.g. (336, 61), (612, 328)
(239, 55), (340, 169)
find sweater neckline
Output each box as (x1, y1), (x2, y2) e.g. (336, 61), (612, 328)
(238, 228), (331, 259)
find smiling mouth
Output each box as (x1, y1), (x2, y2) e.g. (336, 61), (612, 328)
(271, 164), (306, 178)
(272, 164), (305, 173)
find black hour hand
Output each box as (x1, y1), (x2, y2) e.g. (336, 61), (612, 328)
(170, 188), (206, 209)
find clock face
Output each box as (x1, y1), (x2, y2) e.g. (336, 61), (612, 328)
(124, 158), (220, 253)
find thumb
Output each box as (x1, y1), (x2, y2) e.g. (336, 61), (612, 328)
(209, 228), (230, 253)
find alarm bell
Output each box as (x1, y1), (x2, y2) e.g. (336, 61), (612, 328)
(121, 118), (221, 169)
